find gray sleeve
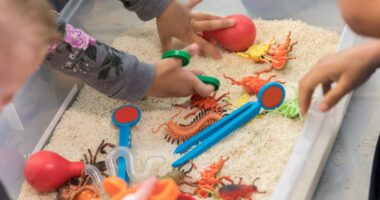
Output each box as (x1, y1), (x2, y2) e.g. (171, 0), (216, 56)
(119, 0), (172, 21)
(44, 18), (156, 102)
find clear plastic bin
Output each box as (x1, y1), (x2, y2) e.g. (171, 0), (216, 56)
(0, 0), (362, 199)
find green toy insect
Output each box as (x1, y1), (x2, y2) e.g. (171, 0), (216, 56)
(270, 97), (302, 119)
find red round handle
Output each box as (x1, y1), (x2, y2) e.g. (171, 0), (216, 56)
(24, 151), (84, 192)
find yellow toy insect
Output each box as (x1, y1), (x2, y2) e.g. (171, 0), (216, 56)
(235, 38), (275, 63)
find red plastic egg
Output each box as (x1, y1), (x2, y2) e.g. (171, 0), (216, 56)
(24, 151), (84, 192)
(203, 14), (256, 52)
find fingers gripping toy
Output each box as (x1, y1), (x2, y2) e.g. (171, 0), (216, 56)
(161, 50), (220, 91)
(203, 14), (256, 52)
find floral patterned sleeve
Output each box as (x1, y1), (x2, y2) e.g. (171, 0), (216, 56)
(44, 19), (155, 102)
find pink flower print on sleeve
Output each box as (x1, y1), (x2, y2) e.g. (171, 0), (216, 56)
(64, 24), (96, 50)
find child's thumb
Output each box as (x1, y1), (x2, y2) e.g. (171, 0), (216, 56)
(192, 77), (214, 97)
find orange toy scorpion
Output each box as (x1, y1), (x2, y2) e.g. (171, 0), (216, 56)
(256, 31), (297, 75)
(175, 92), (231, 119)
(192, 157), (234, 198)
(223, 74), (285, 95)
(153, 109), (225, 144)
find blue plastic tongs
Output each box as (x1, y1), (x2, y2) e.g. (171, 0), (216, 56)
(172, 82), (286, 167)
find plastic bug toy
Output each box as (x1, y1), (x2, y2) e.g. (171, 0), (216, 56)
(153, 109), (225, 144)
(256, 32), (297, 75)
(235, 38), (275, 63)
(175, 92), (230, 119)
(270, 97), (302, 119)
(160, 162), (195, 188)
(58, 140), (115, 200)
(216, 178), (265, 200)
(223, 74), (285, 95)
(192, 157), (234, 198)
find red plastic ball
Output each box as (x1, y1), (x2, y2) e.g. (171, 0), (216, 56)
(203, 14), (256, 52)
(24, 151), (84, 192)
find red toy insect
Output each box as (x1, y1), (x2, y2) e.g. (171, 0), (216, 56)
(175, 92), (230, 119)
(193, 157), (234, 198)
(217, 178), (265, 200)
(153, 109), (225, 144)
(223, 74), (285, 95)
(177, 193), (196, 200)
(256, 31), (297, 75)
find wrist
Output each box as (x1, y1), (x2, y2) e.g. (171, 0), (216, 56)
(156, 0), (174, 20)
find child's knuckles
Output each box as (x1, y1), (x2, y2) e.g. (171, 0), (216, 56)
(315, 58), (330, 68)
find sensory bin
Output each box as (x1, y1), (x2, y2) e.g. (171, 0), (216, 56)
(18, 19), (339, 200)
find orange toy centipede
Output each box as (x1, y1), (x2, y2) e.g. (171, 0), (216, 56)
(175, 92), (230, 119)
(153, 109), (225, 144)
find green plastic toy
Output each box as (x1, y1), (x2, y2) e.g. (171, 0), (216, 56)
(162, 50), (191, 66)
(271, 97), (302, 119)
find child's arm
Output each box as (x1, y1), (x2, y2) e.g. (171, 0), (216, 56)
(118, 0), (171, 21)
(338, 0), (380, 38)
(298, 40), (380, 115)
(44, 19), (213, 102)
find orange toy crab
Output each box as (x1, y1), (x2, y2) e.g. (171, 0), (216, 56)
(256, 32), (297, 75)
(223, 74), (285, 95)
(192, 157), (234, 198)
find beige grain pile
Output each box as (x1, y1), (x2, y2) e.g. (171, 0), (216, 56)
(18, 19), (339, 200)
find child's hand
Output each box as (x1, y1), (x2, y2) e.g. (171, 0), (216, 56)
(146, 43), (214, 98)
(299, 41), (380, 115)
(122, 177), (157, 200)
(156, 0), (235, 59)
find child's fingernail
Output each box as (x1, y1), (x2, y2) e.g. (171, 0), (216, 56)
(300, 108), (305, 115)
(319, 103), (329, 112)
(227, 19), (236, 25)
